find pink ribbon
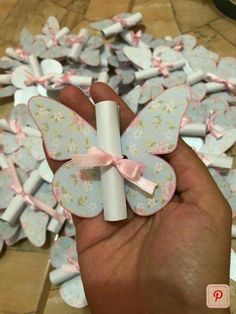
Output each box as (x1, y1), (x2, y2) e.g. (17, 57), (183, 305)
(62, 249), (80, 273)
(205, 73), (236, 95)
(48, 27), (59, 46)
(15, 48), (29, 59)
(152, 57), (171, 77)
(24, 71), (53, 87)
(9, 120), (26, 143)
(66, 35), (84, 46)
(206, 110), (224, 139)
(173, 38), (184, 51)
(8, 158), (64, 222)
(131, 30), (142, 46)
(53, 70), (77, 87)
(72, 146), (157, 195)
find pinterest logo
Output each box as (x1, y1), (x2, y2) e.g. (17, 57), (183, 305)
(207, 285), (230, 308)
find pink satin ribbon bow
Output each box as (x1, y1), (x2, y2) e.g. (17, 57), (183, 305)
(131, 30), (142, 46)
(53, 70), (77, 87)
(72, 146), (157, 195)
(48, 27), (59, 46)
(173, 38), (184, 51)
(15, 48), (29, 59)
(66, 35), (84, 46)
(206, 110), (224, 139)
(8, 158), (64, 222)
(152, 57), (171, 77)
(24, 71), (53, 87)
(9, 119), (26, 143)
(205, 73), (236, 95)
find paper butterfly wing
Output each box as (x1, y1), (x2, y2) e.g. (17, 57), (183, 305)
(29, 96), (97, 160)
(60, 276), (87, 309)
(121, 86), (190, 215)
(50, 236), (77, 269)
(29, 97), (103, 218)
(53, 162), (102, 218)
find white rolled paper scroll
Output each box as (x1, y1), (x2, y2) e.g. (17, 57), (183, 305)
(134, 59), (186, 81)
(232, 225), (236, 239)
(95, 101), (127, 221)
(50, 267), (78, 285)
(47, 204), (66, 234)
(187, 70), (204, 86)
(200, 153), (233, 169)
(51, 75), (92, 87)
(67, 28), (90, 63)
(0, 74), (12, 85)
(97, 71), (109, 83)
(205, 82), (226, 94)
(180, 123), (207, 137)
(1, 170), (43, 224)
(69, 75), (92, 86)
(102, 12), (142, 38)
(0, 153), (8, 169)
(5, 47), (28, 62)
(28, 55), (42, 78)
(46, 27), (70, 48)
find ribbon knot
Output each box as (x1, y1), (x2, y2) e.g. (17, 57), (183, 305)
(15, 48), (29, 59)
(8, 158), (64, 222)
(66, 35), (84, 46)
(72, 146), (156, 195)
(205, 73), (236, 95)
(24, 71), (53, 87)
(53, 70), (77, 87)
(152, 57), (170, 77)
(206, 110), (225, 139)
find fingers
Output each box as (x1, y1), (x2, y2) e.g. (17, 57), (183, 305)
(90, 82), (135, 133)
(164, 139), (230, 214)
(60, 85), (96, 128)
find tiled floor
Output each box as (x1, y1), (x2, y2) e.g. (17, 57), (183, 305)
(0, 0), (235, 313)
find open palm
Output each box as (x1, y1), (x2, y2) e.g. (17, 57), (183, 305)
(46, 83), (231, 314)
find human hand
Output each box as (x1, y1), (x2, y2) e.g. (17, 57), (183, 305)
(46, 83), (232, 314)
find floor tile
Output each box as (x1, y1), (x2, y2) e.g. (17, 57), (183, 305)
(132, 0), (180, 38)
(190, 25), (236, 58)
(210, 18), (236, 47)
(0, 250), (50, 314)
(170, 0), (220, 33)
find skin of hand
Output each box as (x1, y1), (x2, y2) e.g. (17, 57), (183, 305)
(45, 83), (232, 314)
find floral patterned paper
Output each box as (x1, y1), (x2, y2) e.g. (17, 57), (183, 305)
(29, 86), (189, 218)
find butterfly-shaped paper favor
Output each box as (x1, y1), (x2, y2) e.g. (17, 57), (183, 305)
(50, 236), (87, 308)
(29, 85), (190, 221)
(5, 28), (46, 62)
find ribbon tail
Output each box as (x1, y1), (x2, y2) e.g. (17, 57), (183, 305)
(128, 176), (157, 195)
(29, 196), (65, 222)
